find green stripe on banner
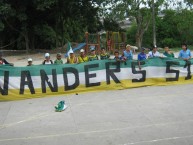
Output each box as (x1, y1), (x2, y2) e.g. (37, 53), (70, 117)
(0, 58), (191, 77)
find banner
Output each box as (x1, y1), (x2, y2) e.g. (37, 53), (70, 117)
(0, 57), (193, 101)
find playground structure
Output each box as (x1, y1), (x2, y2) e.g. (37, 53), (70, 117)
(85, 32), (100, 53)
(106, 31), (126, 53)
(66, 31), (126, 56)
(85, 31), (126, 53)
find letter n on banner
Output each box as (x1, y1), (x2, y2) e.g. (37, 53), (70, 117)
(63, 67), (79, 91)
(0, 71), (9, 95)
(20, 71), (35, 94)
(40, 69), (58, 93)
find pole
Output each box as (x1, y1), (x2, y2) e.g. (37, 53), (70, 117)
(152, 0), (156, 47)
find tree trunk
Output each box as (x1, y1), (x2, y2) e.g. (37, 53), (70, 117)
(136, 32), (143, 50)
(31, 34), (35, 50)
(24, 33), (30, 54)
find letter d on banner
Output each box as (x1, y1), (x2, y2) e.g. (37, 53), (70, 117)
(63, 67), (79, 91)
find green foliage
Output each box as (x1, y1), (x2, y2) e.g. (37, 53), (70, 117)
(103, 18), (122, 31)
(1, 0), (193, 50)
(0, 0), (102, 50)
(34, 24), (56, 48)
(0, 20), (4, 31)
(176, 10), (193, 44)
(126, 24), (136, 45)
(161, 38), (179, 48)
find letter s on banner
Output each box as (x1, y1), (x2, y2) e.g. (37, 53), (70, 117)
(131, 61), (146, 82)
(166, 61), (179, 82)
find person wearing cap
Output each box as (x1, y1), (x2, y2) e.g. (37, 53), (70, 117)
(0, 52), (13, 66)
(123, 44), (133, 60)
(67, 49), (77, 64)
(27, 58), (33, 66)
(138, 48), (147, 70)
(42, 53), (53, 65)
(163, 47), (174, 58)
(89, 46), (99, 61)
(138, 48), (147, 61)
(78, 49), (89, 63)
(100, 47), (110, 60)
(54, 53), (63, 64)
(148, 46), (160, 58)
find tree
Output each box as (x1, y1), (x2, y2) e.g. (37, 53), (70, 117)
(100, 0), (164, 49)
(0, 0), (101, 50)
(176, 9), (193, 44)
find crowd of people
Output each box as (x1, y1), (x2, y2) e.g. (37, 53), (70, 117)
(0, 43), (191, 67)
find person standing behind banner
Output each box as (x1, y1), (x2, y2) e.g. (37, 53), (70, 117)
(89, 46), (99, 61)
(67, 49), (78, 64)
(163, 47), (174, 58)
(114, 51), (123, 61)
(54, 53), (63, 64)
(100, 47), (110, 60)
(123, 44), (133, 60)
(138, 48), (147, 70)
(27, 58), (33, 66)
(78, 49), (89, 63)
(42, 53), (53, 65)
(148, 46), (160, 58)
(178, 43), (191, 60)
(0, 51), (13, 66)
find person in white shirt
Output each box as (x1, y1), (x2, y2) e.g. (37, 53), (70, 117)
(42, 53), (53, 65)
(148, 46), (160, 58)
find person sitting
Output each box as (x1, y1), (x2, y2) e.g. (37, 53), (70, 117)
(123, 44), (133, 60)
(67, 49), (78, 64)
(54, 53), (63, 64)
(42, 53), (53, 65)
(148, 46), (160, 58)
(178, 43), (191, 69)
(178, 43), (191, 60)
(89, 46), (99, 61)
(27, 58), (33, 66)
(0, 52), (13, 66)
(163, 47), (174, 58)
(78, 49), (89, 63)
(100, 47), (110, 60)
(138, 48), (147, 70)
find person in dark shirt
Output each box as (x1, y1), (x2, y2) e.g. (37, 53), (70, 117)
(114, 51), (122, 61)
(100, 48), (110, 60)
(0, 52), (13, 66)
(138, 48), (147, 70)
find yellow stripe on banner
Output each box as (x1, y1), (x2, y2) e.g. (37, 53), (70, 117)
(1, 76), (193, 101)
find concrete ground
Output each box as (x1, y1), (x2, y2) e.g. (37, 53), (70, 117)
(1, 84), (193, 145)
